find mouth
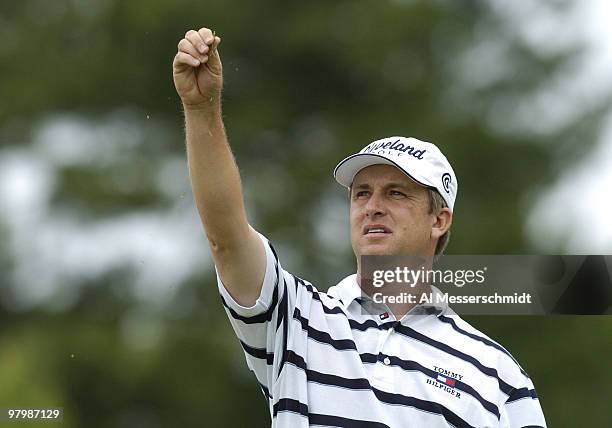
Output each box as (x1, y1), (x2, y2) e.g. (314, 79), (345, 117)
(362, 224), (392, 236)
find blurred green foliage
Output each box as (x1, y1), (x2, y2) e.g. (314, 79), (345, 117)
(1, 0), (611, 426)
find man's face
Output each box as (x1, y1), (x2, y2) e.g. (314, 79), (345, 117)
(350, 164), (437, 258)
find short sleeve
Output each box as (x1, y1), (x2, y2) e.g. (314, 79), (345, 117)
(500, 377), (547, 427)
(216, 231), (299, 402)
(217, 231), (280, 317)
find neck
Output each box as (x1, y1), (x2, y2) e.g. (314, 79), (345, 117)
(356, 256), (434, 318)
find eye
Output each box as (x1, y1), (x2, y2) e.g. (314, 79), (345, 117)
(390, 190), (406, 197)
(354, 190), (370, 198)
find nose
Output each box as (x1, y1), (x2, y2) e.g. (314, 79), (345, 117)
(365, 191), (386, 218)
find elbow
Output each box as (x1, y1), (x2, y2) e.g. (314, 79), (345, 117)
(207, 234), (230, 254)
(206, 229), (245, 255)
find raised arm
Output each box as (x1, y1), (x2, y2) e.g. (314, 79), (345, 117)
(172, 27), (265, 307)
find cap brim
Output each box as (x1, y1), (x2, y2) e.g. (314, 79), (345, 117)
(333, 153), (431, 189)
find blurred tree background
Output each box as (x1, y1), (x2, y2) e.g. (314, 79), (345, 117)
(1, 0), (611, 426)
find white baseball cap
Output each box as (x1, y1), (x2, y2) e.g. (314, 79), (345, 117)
(333, 136), (458, 211)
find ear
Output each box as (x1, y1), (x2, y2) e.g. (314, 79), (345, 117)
(431, 207), (452, 240)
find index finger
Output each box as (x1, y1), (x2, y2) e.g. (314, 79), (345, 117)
(185, 29), (207, 54)
(198, 27), (215, 45)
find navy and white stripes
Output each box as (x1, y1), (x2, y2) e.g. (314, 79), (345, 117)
(217, 232), (547, 427)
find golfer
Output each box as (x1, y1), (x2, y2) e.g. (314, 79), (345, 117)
(172, 27), (547, 428)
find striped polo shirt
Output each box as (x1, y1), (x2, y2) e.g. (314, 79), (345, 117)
(217, 233), (547, 427)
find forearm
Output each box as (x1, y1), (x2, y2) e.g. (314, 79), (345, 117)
(175, 27), (265, 305)
(184, 104), (249, 249)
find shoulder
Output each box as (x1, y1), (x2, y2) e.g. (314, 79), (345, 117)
(292, 274), (351, 309)
(435, 312), (531, 381)
(325, 274), (360, 306)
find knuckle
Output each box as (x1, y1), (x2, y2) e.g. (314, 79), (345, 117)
(178, 39), (190, 50)
(185, 29), (197, 38)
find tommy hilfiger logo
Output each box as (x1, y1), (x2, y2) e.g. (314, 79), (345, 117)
(436, 373), (456, 387)
(425, 365), (463, 399)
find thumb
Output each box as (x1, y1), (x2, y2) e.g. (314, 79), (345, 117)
(206, 36), (222, 76)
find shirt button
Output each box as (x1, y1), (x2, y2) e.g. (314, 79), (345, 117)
(383, 357), (391, 365)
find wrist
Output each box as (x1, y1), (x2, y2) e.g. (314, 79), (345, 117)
(182, 98), (222, 118)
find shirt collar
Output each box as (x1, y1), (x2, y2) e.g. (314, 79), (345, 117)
(327, 274), (362, 309)
(328, 274), (449, 317)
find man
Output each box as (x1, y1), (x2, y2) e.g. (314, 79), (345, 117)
(172, 27), (547, 428)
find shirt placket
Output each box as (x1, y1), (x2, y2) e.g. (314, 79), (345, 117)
(371, 311), (398, 392)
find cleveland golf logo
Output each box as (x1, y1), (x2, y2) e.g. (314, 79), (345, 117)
(362, 139), (426, 159)
(442, 173), (452, 194)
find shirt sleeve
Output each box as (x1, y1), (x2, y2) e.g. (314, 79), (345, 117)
(216, 231), (298, 402)
(500, 377), (547, 427)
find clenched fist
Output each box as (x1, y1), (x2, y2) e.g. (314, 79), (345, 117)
(173, 27), (222, 110)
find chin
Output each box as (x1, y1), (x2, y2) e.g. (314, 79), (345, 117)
(358, 245), (395, 256)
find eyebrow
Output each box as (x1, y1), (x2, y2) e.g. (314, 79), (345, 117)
(352, 182), (412, 190)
